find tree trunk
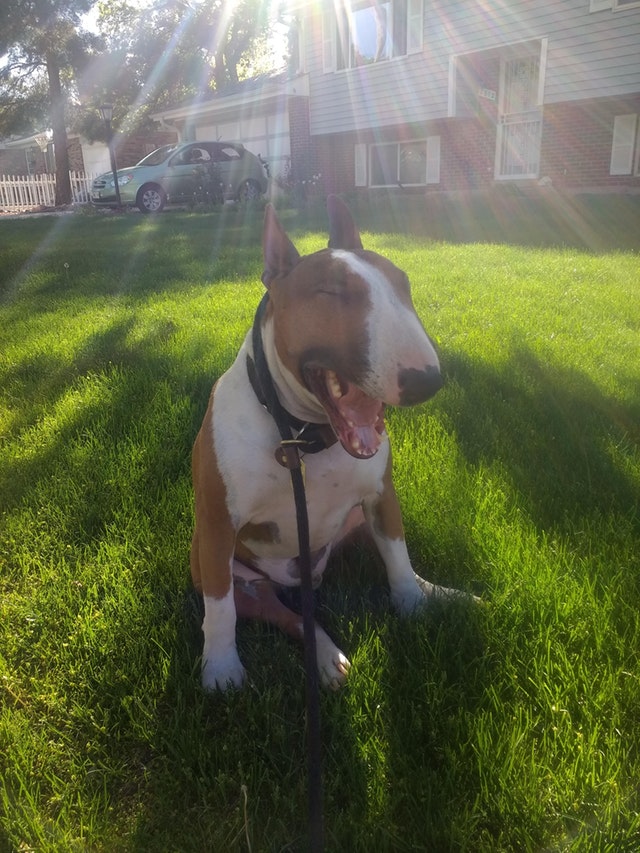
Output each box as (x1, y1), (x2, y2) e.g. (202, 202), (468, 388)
(213, 50), (226, 90)
(46, 50), (72, 206)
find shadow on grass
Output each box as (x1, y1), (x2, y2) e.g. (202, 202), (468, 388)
(120, 342), (639, 849)
(441, 346), (640, 535)
(298, 189), (640, 252)
(0, 206), (265, 310)
(3, 300), (639, 849)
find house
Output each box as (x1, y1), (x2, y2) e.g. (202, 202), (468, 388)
(150, 71), (310, 186)
(0, 131), (177, 178)
(152, 0), (640, 196)
(307, 0), (640, 193)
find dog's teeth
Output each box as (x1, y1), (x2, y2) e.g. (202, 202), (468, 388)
(327, 371), (342, 399)
(351, 436), (361, 450)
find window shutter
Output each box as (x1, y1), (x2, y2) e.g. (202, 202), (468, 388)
(407, 0), (424, 54)
(426, 136), (440, 184)
(610, 114), (637, 175)
(322, 11), (335, 73)
(355, 144), (367, 187)
(589, 0), (611, 10)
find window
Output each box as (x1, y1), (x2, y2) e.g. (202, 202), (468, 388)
(591, 0), (640, 9)
(610, 114), (640, 176)
(324, 0), (423, 72)
(365, 138), (440, 187)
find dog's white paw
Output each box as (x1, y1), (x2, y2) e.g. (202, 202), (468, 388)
(392, 573), (479, 615)
(202, 648), (246, 691)
(315, 633), (351, 691)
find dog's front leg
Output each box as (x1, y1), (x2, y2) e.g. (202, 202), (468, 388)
(191, 428), (246, 691)
(363, 452), (462, 614)
(192, 522), (246, 690)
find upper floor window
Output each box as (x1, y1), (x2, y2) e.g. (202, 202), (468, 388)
(324, 0), (423, 72)
(590, 0), (640, 9)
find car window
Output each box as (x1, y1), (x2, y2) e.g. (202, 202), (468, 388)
(136, 144), (179, 166)
(213, 145), (242, 163)
(188, 147), (211, 163)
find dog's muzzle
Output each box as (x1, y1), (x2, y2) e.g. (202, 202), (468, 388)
(398, 365), (444, 406)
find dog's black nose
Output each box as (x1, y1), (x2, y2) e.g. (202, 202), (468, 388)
(398, 365), (443, 405)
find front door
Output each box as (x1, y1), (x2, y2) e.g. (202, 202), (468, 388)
(495, 56), (542, 179)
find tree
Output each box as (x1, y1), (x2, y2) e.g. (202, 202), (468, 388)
(0, 1), (101, 204)
(80, 0), (275, 136)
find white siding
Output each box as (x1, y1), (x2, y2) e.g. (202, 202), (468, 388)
(305, 0), (640, 137)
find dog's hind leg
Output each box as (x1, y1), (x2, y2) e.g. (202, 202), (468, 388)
(234, 572), (351, 690)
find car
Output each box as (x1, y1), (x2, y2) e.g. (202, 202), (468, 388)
(90, 141), (269, 212)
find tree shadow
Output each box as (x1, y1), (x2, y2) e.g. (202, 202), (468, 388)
(439, 345), (639, 534)
(343, 189), (640, 251)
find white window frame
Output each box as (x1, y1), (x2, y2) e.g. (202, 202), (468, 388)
(322, 10), (335, 73)
(610, 114), (639, 175)
(589, 0), (640, 10)
(407, 0), (424, 54)
(368, 138), (440, 187)
(613, 0), (640, 10)
(354, 143), (368, 186)
(323, 0), (423, 74)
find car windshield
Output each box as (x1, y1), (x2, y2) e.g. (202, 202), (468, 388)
(135, 144), (180, 167)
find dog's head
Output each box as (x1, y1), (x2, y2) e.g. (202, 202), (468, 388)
(261, 196), (442, 459)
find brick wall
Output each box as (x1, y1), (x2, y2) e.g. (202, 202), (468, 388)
(0, 148), (33, 175)
(315, 134), (355, 194)
(0, 131), (177, 177)
(307, 93), (640, 195)
(288, 95), (316, 180)
(439, 118), (495, 190)
(113, 131), (177, 169)
(540, 95), (640, 189)
(313, 117), (496, 195)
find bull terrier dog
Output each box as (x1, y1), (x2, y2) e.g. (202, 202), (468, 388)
(191, 195), (461, 691)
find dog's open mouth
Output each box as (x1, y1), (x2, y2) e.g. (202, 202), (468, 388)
(304, 367), (385, 459)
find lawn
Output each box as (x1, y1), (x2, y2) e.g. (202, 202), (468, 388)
(1, 195), (639, 852)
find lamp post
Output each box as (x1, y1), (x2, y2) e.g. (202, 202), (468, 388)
(99, 103), (122, 207)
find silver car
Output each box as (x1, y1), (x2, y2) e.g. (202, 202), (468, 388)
(90, 141), (269, 212)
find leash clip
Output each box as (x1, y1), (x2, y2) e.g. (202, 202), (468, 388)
(275, 439), (304, 470)
(275, 440), (306, 486)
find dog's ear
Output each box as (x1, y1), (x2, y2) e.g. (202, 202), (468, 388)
(262, 204), (300, 288)
(327, 194), (363, 251)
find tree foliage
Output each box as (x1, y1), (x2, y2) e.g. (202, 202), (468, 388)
(78, 0), (276, 138)
(0, 0), (279, 201)
(0, 0), (102, 203)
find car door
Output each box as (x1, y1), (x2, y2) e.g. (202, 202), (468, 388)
(162, 145), (205, 202)
(209, 143), (243, 199)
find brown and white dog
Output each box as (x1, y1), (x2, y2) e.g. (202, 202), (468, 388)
(191, 196), (461, 691)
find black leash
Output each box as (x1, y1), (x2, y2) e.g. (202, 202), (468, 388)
(249, 293), (325, 853)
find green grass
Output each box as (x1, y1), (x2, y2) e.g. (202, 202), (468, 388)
(1, 197), (639, 852)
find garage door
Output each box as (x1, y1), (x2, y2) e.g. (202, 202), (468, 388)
(196, 110), (290, 183)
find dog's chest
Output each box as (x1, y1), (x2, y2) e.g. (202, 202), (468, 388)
(211, 360), (388, 570)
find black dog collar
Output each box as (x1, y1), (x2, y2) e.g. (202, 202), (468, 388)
(246, 293), (337, 460)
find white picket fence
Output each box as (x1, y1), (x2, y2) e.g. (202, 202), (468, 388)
(0, 171), (97, 213)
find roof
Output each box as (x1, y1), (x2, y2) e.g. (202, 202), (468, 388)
(150, 69), (309, 122)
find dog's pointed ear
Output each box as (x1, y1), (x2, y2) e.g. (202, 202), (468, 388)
(327, 194), (363, 251)
(262, 204), (300, 288)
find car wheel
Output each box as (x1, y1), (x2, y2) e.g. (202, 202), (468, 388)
(237, 180), (261, 202)
(136, 184), (166, 213)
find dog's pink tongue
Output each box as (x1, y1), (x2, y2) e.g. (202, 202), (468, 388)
(333, 385), (385, 458)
